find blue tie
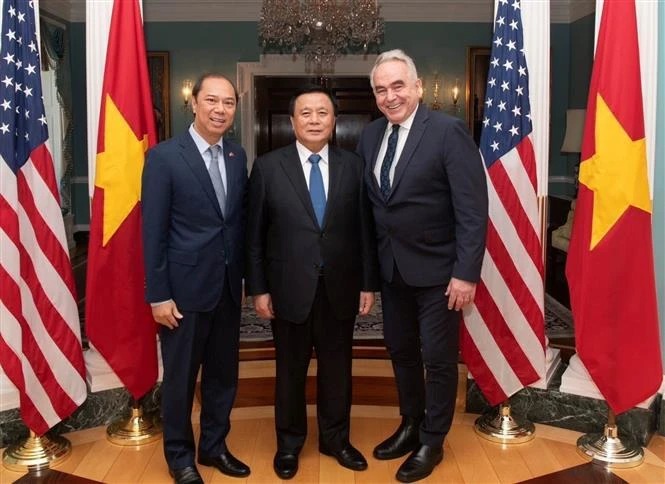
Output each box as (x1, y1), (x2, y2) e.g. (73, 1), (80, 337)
(380, 124), (400, 199)
(308, 153), (326, 227)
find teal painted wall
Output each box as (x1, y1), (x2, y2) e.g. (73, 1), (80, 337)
(66, 20), (581, 225)
(144, 22), (260, 137)
(551, 13), (595, 201)
(569, 14), (594, 108)
(382, 22), (493, 124)
(549, 22), (572, 199)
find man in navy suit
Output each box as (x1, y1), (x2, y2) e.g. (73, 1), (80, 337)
(142, 73), (250, 484)
(246, 85), (379, 479)
(357, 50), (488, 483)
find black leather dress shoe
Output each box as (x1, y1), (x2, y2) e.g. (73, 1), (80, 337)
(373, 416), (422, 460)
(396, 444), (443, 483)
(319, 443), (368, 471)
(169, 466), (203, 484)
(273, 451), (299, 479)
(198, 450), (250, 478)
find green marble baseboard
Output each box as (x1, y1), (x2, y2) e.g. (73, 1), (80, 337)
(465, 364), (662, 447)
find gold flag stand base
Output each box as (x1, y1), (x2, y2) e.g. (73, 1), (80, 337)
(474, 401), (535, 444)
(577, 409), (643, 468)
(106, 400), (162, 446)
(2, 431), (71, 472)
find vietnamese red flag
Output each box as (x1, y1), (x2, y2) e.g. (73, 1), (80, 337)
(85, 0), (158, 399)
(565, 0), (662, 415)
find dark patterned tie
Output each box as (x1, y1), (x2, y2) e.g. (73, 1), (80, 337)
(380, 124), (400, 199)
(208, 145), (227, 216)
(308, 154), (326, 227)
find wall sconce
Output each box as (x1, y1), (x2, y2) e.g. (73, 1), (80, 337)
(427, 74), (460, 115)
(429, 74), (442, 110)
(182, 79), (193, 111)
(451, 78), (460, 109)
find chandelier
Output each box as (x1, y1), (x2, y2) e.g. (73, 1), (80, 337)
(259, 1), (385, 74)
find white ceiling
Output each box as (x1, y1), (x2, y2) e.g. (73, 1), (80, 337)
(40, 0), (595, 24)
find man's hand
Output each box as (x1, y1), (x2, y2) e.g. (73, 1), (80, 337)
(445, 278), (477, 311)
(151, 300), (183, 329)
(254, 293), (275, 319)
(358, 291), (375, 316)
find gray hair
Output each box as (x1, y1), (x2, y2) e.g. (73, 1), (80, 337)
(369, 49), (419, 89)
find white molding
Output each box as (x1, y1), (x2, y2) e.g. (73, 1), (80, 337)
(560, 354), (657, 409)
(0, 368), (19, 412)
(565, 0), (595, 23)
(85, 345), (162, 393)
(548, 175), (576, 185)
(40, 0), (85, 22)
(40, 0), (593, 24)
(237, 54), (376, 165)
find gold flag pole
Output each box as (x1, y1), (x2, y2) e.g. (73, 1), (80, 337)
(2, 430), (71, 471)
(106, 397), (161, 446)
(577, 407), (644, 467)
(474, 400), (535, 444)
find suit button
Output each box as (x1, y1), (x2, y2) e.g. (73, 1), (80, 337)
(320, 232), (326, 239)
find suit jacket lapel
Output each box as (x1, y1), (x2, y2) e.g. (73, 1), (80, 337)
(389, 104), (428, 200)
(280, 144), (319, 226)
(324, 147), (344, 229)
(367, 119), (387, 197)
(179, 133), (223, 218)
(222, 141), (237, 216)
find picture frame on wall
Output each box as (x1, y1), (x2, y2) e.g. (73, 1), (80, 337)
(466, 46), (490, 146)
(147, 51), (171, 141)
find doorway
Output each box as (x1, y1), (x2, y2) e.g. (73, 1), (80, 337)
(254, 76), (382, 157)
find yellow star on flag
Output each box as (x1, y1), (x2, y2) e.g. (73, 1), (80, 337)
(95, 95), (150, 246)
(578, 94), (651, 250)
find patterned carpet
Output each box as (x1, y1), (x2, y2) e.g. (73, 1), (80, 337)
(240, 294), (573, 342)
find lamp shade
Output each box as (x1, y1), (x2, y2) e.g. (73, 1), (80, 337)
(561, 109), (586, 153)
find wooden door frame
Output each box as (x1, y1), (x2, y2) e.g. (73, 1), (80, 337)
(237, 54), (377, 166)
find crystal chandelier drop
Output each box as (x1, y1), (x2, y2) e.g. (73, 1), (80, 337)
(259, 1), (385, 74)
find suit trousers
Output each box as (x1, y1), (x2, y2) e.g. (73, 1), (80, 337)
(271, 277), (355, 454)
(381, 266), (460, 448)
(159, 273), (241, 469)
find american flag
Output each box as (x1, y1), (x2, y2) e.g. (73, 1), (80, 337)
(460, 0), (546, 405)
(0, 0), (86, 435)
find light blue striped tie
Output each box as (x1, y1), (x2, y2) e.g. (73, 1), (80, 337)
(208, 145), (226, 216)
(308, 153), (326, 227)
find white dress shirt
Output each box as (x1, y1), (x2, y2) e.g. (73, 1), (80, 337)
(296, 141), (330, 197)
(373, 107), (418, 186)
(189, 124), (228, 192)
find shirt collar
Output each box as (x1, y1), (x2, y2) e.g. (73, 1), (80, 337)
(296, 141), (329, 166)
(385, 105), (418, 134)
(189, 124), (223, 156)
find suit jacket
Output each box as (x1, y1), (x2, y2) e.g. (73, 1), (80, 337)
(245, 143), (379, 323)
(357, 104), (488, 286)
(142, 131), (247, 311)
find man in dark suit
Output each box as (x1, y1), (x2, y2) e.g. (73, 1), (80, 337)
(142, 73), (250, 484)
(357, 50), (488, 483)
(246, 85), (379, 480)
